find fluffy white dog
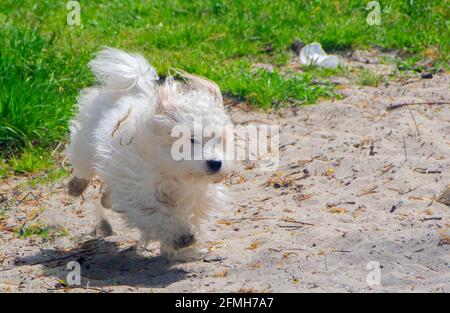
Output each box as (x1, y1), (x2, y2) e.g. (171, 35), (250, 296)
(67, 48), (232, 261)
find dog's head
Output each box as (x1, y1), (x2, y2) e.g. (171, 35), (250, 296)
(149, 73), (232, 182)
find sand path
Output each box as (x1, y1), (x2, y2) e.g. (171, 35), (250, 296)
(1, 55), (449, 292)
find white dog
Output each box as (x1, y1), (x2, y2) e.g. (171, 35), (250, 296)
(67, 48), (232, 261)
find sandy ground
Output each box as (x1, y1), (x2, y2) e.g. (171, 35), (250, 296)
(0, 53), (449, 293)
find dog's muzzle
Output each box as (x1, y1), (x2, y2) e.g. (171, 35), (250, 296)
(206, 160), (222, 173)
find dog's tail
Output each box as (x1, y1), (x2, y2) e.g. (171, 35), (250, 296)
(88, 47), (159, 95)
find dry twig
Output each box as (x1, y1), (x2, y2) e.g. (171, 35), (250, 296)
(386, 101), (449, 111)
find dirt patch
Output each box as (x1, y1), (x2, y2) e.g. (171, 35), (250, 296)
(1, 66), (449, 292)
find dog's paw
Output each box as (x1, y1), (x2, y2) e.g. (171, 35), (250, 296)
(165, 247), (208, 262)
(68, 177), (89, 197)
(93, 218), (114, 237)
(174, 233), (195, 249)
(161, 235), (206, 262)
(181, 247), (208, 261)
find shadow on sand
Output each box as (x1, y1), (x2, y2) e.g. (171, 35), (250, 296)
(14, 238), (187, 289)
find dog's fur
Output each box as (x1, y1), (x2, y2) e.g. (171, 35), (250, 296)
(67, 48), (232, 261)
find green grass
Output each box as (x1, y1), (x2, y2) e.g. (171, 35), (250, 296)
(223, 68), (335, 109)
(18, 222), (50, 239)
(0, 146), (60, 178)
(8, 148), (55, 174)
(25, 168), (69, 188)
(0, 0), (448, 174)
(18, 223), (68, 240)
(357, 68), (385, 87)
(17, 219), (69, 240)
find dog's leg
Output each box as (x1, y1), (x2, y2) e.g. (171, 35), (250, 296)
(160, 230), (207, 262)
(68, 176), (89, 197)
(135, 209), (206, 261)
(93, 202), (114, 237)
(100, 185), (112, 209)
(161, 240), (207, 262)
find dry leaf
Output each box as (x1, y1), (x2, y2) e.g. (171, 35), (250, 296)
(61, 197), (74, 206)
(438, 230), (450, 245)
(334, 0), (341, 13)
(26, 209), (39, 221)
(212, 269), (229, 278)
(244, 163), (256, 170)
(328, 207), (347, 214)
(73, 210), (85, 218)
(357, 186), (378, 197)
(294, 194), (312, 202)
(351, 206), (366, 218)
(227, 173), (246, 185)
(238, 287), (258, 293)
(282, 252), (298, 259)
(247, 240), (262, 250)
(422, 47), (438, 60)
(216, 219), (236, 226)
(265, 173), (293, 188)
(247, 262), (262, 269)
(207, 240), (225, 252)
(207, 240), (224, 246)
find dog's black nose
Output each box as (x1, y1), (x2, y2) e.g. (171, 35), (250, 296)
(206, 160), (222, 173)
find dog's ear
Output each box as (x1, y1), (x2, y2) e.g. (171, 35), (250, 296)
(178, 71), (223, 106)
(155, 78), (179, 116)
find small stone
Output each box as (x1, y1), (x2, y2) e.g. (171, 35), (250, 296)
(290, 39), (305, 54)
(421, 72), (433, 79)
(203, 256), (225, 263)
(437, 185), (450, 206)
